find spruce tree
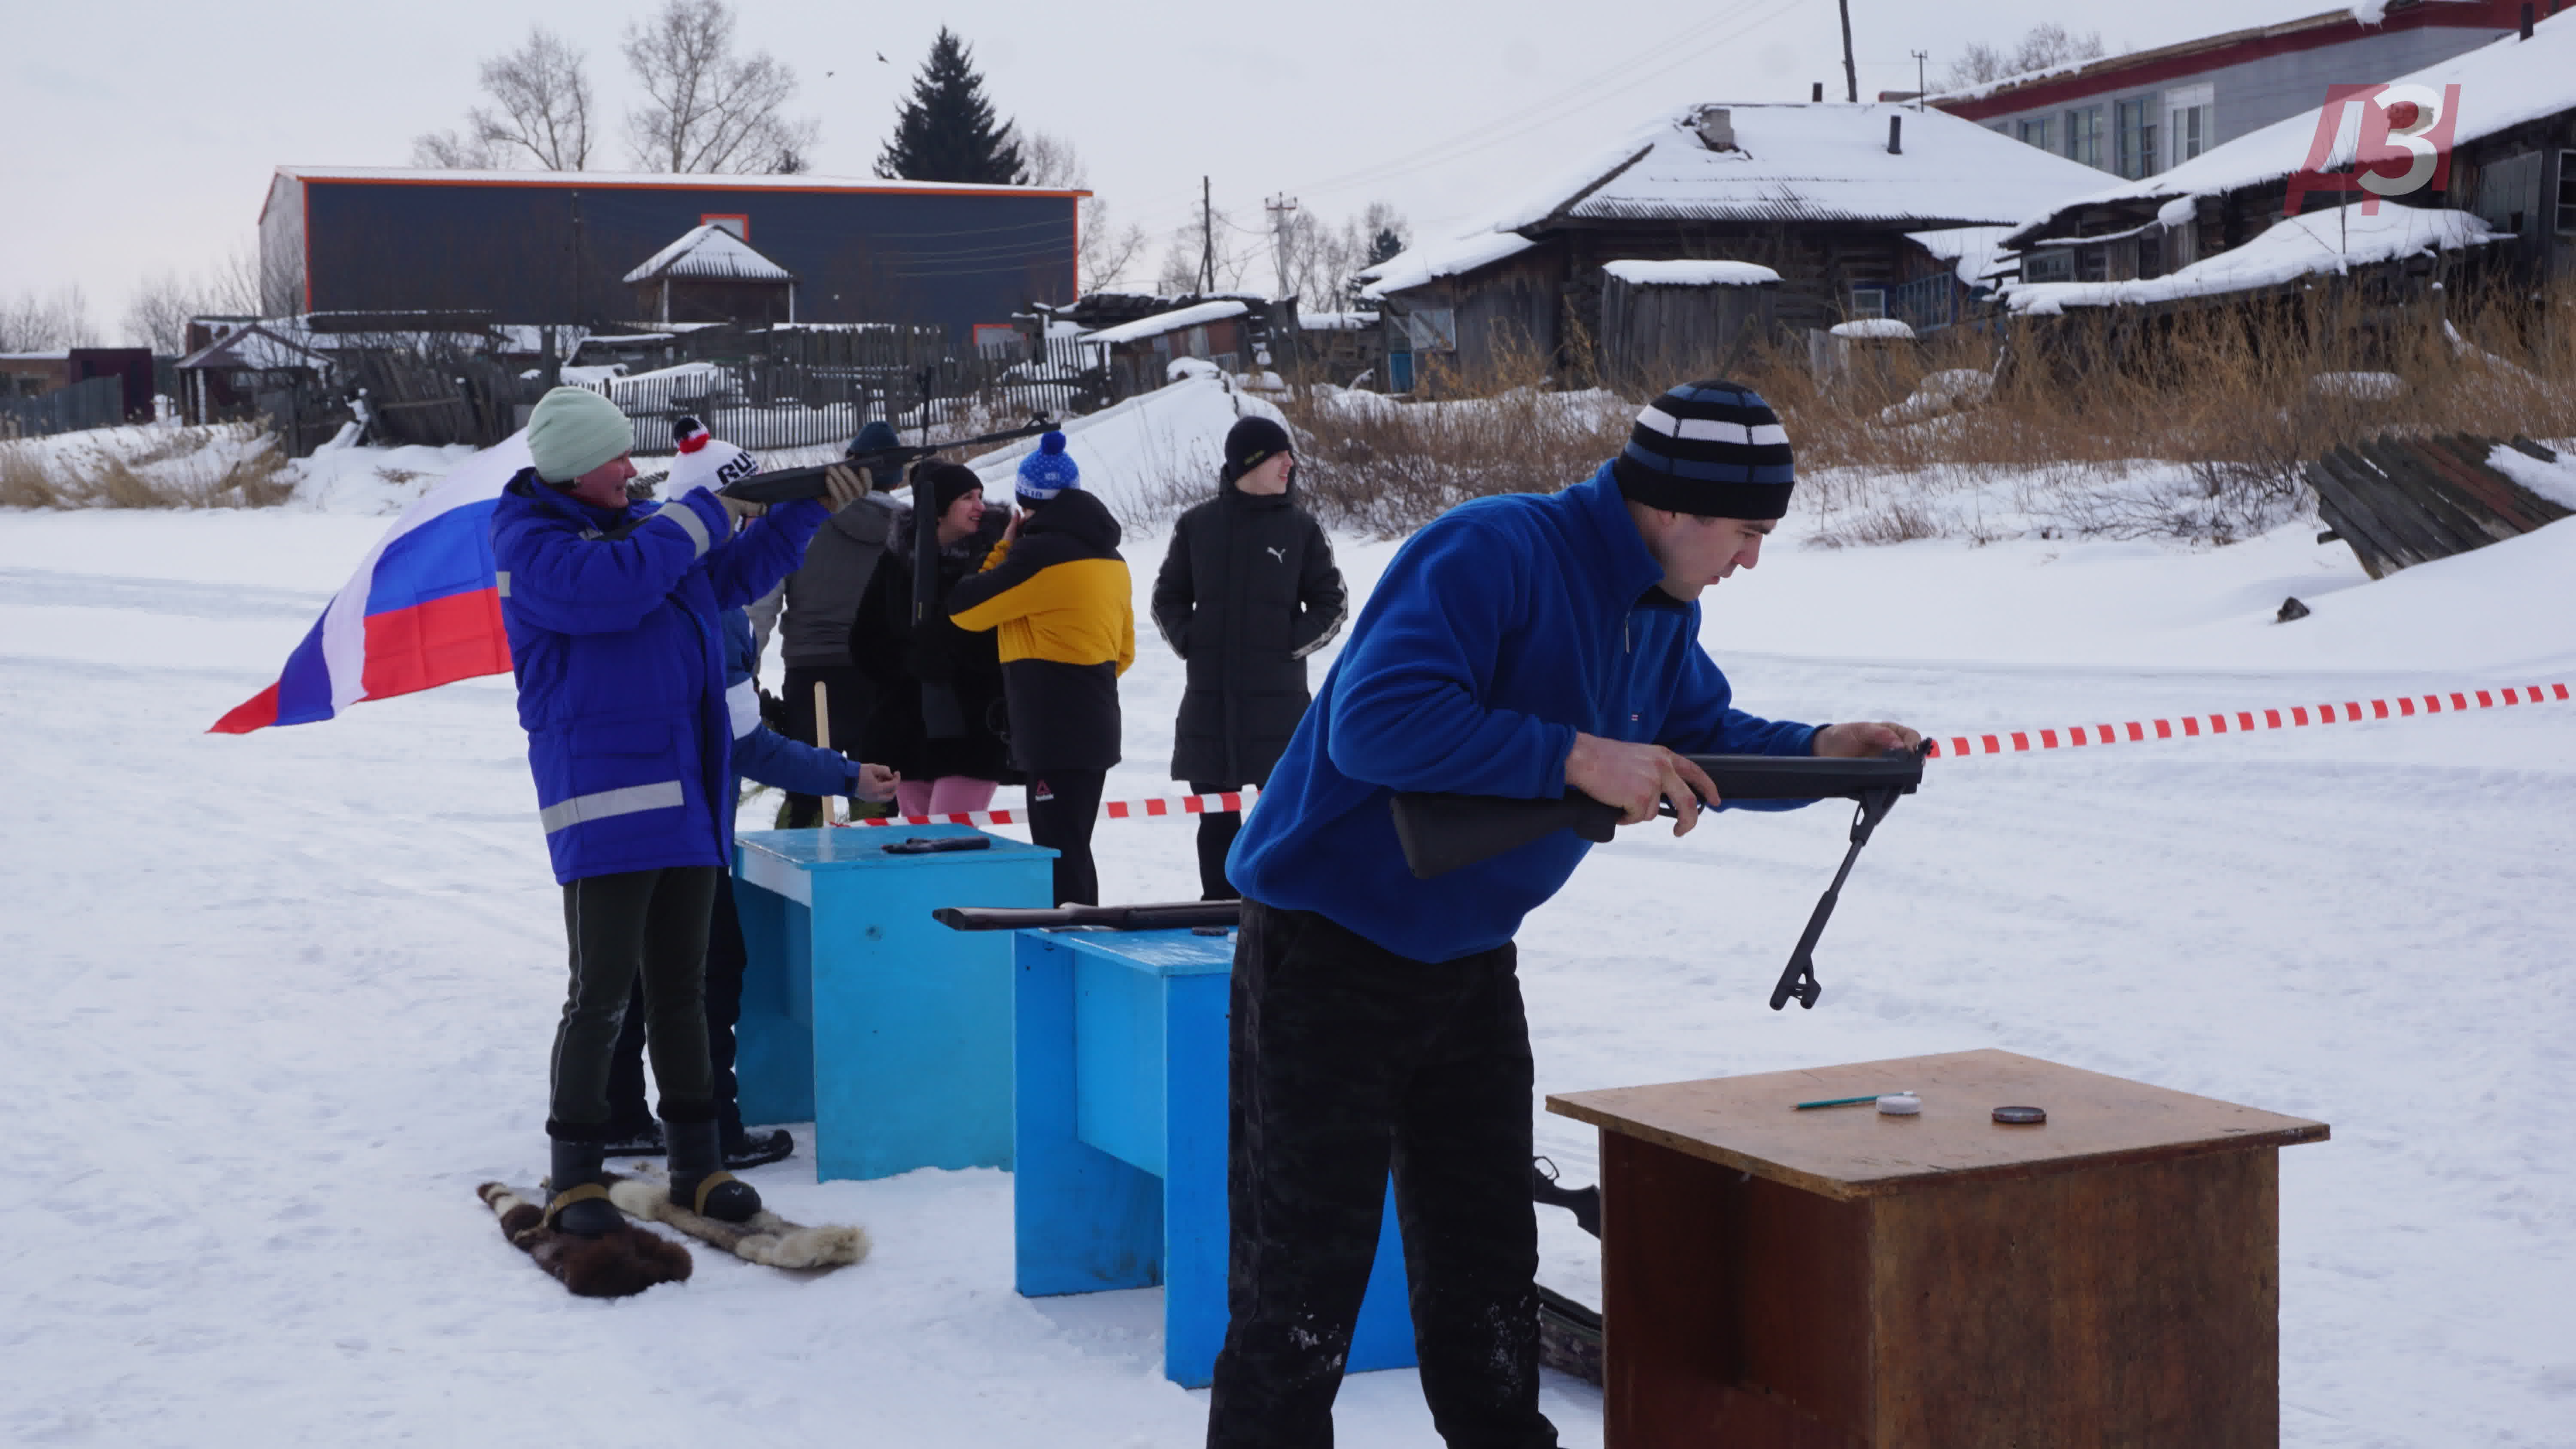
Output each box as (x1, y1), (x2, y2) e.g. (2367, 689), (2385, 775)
(875, 29), (1024, 184)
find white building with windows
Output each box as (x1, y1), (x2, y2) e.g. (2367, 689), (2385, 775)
(1932, 0), (2522, 181)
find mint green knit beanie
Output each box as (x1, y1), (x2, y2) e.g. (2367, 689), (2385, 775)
(526, 386), (635, 484)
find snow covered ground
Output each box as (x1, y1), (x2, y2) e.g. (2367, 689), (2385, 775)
(3, 453), (2573, 1445)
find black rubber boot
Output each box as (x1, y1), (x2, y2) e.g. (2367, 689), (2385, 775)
(545, 1138), (624, 1238)
(667, 1116), (761, 1223)
(722, 1126), (794, 1170)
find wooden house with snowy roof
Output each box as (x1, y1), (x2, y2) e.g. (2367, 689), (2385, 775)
(1355, 101), (2110, 388)
(624, 222), (798, 326)
(1989, 12), (2576, 317)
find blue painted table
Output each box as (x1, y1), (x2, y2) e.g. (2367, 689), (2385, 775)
(1012, 926), (1416, 1388)
(732, 825), (1054, 1182)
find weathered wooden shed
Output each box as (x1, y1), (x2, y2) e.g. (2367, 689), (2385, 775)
(1596, 259), (1780, 385)
(1082, 299), (1253, 400)
(1358, 101), (2109, 388)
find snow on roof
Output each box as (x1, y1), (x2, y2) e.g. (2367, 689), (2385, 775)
(1083, 299), (1251, 346)
(1908, 224), (2018, 286)
(2000, 12), (2576, 249)
(272, 164), (1088, 198)
(1831, 318), (1918, 339)
(1297, 310), (1380, 330)
(1356, 231), (1539, 299)
(1601, 259), (1780, 286)
(1488, 103), (2113, 231)
(623, 225), (796, 284)
(2003, 203), (2499, 313)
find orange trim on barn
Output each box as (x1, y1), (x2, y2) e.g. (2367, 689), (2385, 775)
(286, 173), (1090, 202)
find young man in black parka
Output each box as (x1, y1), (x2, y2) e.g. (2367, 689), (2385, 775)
(1151, 417), (1349, 899)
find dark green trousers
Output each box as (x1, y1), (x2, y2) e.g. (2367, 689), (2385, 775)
(547, 865), (722, 1140)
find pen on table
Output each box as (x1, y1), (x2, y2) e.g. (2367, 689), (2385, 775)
(1794, 1093), (1893, 1110)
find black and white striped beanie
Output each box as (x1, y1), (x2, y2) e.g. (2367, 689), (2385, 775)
(1609, 380), (1795, 519)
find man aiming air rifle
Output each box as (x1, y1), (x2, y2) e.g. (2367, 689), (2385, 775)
(1204, 380), (1921, 1448)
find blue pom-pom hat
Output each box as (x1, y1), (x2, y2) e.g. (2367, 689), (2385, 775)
(1015, 430), (1082, 502)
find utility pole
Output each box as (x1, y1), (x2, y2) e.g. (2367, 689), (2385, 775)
(1838, 0), (1857, 103)
(1199, 176), (1217, 295)
(1265, 194), (1300, 300)
(1912, 50), (1929, 109)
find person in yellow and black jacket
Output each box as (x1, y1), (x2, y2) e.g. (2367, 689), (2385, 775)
(949, 432), (1135, 904)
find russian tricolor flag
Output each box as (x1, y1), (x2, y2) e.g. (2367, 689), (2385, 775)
(211, 433), (531, 734)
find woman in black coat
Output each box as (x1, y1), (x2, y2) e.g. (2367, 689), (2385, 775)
(852, 462), (1014, 816)
(1150, 417), (1349, 899)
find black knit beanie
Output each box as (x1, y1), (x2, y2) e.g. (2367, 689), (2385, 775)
(915, 461), (984, 518)
(1608, 380), (1795, 519)
(1221, 416), (1294, 484)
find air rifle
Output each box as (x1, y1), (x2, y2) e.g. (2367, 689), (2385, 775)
(933, 900), (1242, 933)
(716, 415), (1057, 504)
(1387, 747), (1927, 1010)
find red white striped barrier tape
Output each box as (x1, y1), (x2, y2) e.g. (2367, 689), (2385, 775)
(831, 787), (1259, 830)
(1930, 681), (2571, 759)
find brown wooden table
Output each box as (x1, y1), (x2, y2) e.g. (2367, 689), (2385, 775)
(1549, 1049), (2328, 1448)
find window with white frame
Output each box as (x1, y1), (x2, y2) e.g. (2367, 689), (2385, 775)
(1847, 286), (1888, 320)
(2065, 106), (2105, 170)
(2164, 84), (2214, 168)
(2021, 249), (2075, 284)
(2020, 116), (2054, 152)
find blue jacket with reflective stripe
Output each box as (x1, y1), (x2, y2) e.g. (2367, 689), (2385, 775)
(1227, 462), (1818, 962)
(492, 470), (826, 883)
(721, 608), (857, 798)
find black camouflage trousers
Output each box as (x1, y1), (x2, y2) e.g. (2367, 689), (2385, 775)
(1207, 900), (1558, 1449)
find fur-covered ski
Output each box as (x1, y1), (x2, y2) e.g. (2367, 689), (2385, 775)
(477, 1182), (693, 1297)
(603, 1166), (870, 1271)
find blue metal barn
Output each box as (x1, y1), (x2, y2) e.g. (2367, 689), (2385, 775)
(258, 167), (1084, 340)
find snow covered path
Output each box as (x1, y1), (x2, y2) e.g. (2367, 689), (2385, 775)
(2, 506), (2572, 1447)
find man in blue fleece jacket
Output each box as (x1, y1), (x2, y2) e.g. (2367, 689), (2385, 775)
(1209, 381), (1921, 1448)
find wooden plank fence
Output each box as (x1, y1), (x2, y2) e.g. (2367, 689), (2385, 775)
(2303, 433), (2570, 579)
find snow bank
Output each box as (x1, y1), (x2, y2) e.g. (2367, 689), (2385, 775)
(2006, 204), (2497, 313)
(1830, 318), (1916, 339)
(964, 374), (1281, 521)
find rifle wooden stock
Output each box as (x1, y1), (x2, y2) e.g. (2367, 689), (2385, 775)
(932, 900), (1242, 933)
(1389, 752), (1923, 880)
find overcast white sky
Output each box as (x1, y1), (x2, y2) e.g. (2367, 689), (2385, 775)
(8, 0), (2318, 342)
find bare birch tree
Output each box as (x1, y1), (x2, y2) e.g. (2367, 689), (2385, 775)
(622, 0), (819, 174)
(474, 27), (594, 169)
(410, 27), (592, 170)
(0, 285), (100, 352)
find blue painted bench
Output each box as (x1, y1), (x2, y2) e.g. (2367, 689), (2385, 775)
(732, 824), (1054, 1182)
(1011, 926), (1416, 1388)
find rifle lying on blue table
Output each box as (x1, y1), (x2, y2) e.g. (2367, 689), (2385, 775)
(1388, 747), (1928, 1010)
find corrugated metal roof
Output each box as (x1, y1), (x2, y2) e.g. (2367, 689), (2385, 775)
(623, 225), (797, 284)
